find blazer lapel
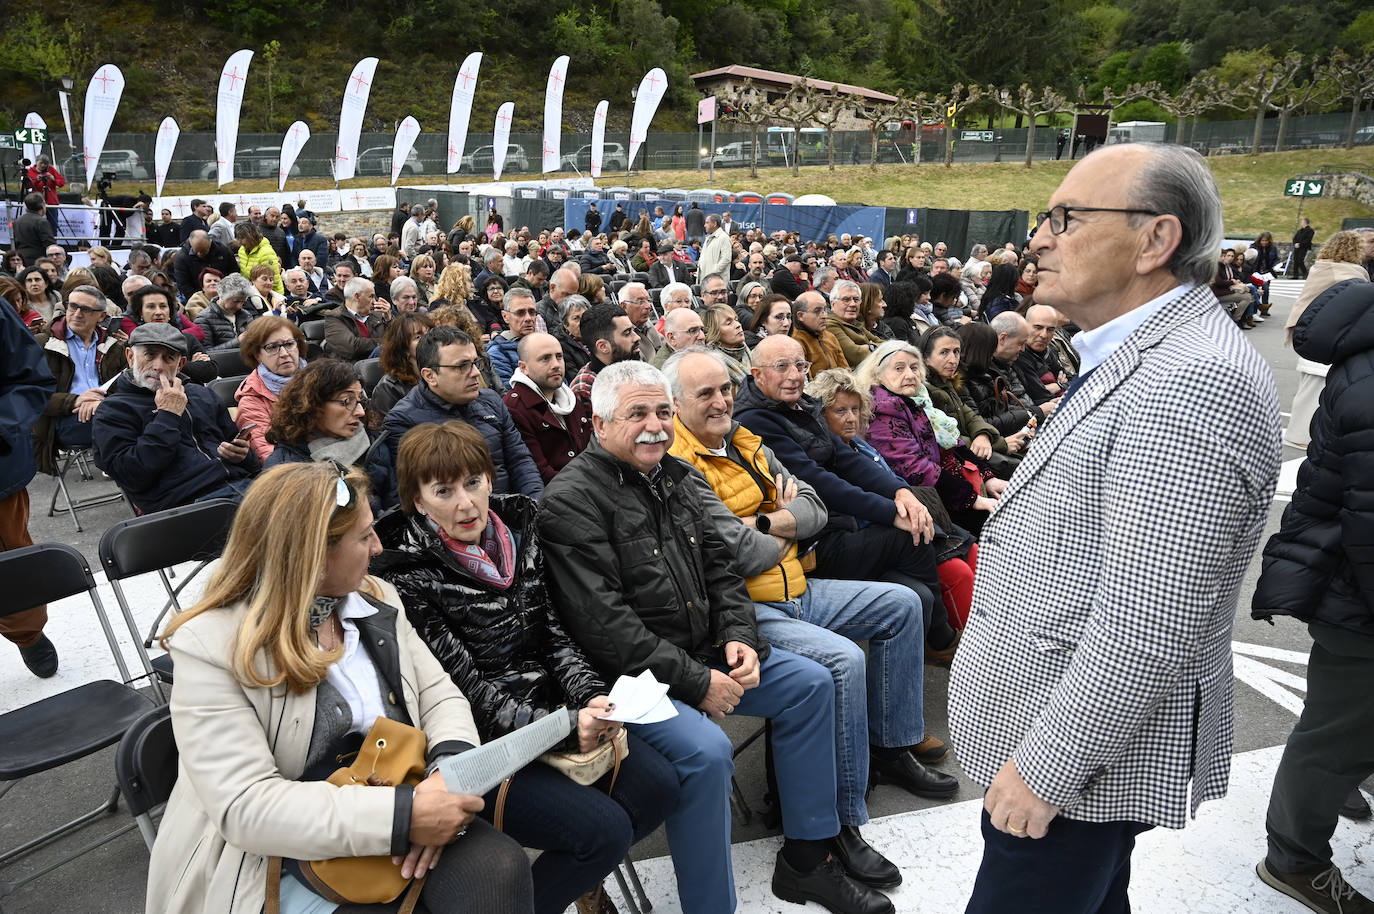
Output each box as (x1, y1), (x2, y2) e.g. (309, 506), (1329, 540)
(354, 597), (411, 723)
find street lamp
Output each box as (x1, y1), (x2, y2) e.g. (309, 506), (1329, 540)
(61, 74), (74, 92)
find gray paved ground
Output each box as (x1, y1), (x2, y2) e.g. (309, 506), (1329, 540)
(0, 289), (1337, 913)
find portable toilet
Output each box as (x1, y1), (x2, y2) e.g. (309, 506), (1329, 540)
(686, 189), (715, 204)
(765, 192), (795, 206)
(603, 186), (633, 201)
(576, 187), (602, 200)
(712, 190), (736, 204)
(513, 186), (540, 200)
(634, 188), (662, 201)
(660, 189), (688, 202)
(547, 187), (571, 201)
(736, 190), (763, 204)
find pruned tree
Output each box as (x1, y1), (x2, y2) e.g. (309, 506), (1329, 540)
(937, 84), (984, 167)
(998, 85), (1071, 168)
(1232, 52), (1304, 153)
(807, 85), (849, 171)
(852, 91), (911, 171)
(1327, 49), (1374, 149)
(906, 92), (945, 167)
(1143, 75), (1225, 146)
(717, 78), (773, 179)
(1272, 59), (1338, 151)
(769, 79), (825, 177)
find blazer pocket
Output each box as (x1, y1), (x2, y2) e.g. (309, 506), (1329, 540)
(1028, 628), (1077, 655)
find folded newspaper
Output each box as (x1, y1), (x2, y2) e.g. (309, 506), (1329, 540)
(435, 670), (678, 795)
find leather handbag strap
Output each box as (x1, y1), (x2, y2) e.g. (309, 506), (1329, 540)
(493, 776), (514, 832)
(606, 730), (625, 796)
(398, 875), (426, 914)
(266, 857), (283, 914)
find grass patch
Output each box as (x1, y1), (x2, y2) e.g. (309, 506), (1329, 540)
(159, 148), (1372, 236)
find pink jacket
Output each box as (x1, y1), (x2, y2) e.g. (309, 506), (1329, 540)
(234, 369), (277, 460)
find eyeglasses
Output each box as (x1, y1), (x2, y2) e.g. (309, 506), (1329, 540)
(435, 360), (480, 375)
(702, 288), (728, 297)
(1036, 205), (1163, 235)
(329, 395), (369, 412)
(65, 303), (104, 316)
(761, 359), (811, 376)
(260, 339), (298, 354)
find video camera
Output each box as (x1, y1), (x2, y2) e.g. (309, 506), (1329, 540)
(96, 171), (117, 197)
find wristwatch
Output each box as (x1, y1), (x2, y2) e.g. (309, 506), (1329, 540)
(754, 513), (771, 534)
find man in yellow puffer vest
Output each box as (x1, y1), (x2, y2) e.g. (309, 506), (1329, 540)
(664, 347), (958, 891)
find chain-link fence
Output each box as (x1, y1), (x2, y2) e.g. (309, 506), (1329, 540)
(36, 110), (1374, 189)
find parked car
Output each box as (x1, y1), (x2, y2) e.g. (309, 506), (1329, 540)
(356, 145), (424, 177)
(1354, 126), (1374, 146)
(97, 149), (149, 181)
(710, 142), (754, 168)
(198, 146), (301, 182)
(461, 144), (530, 175)
(560, 143), (627, 172)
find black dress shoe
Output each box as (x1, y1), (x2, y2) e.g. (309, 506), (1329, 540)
(772, 852), (894, 914)
(19, 635), (58, 679)
(831, 825), (901, 888)
(871, 751), (959, 799)
(1341, 789), (1372, 821)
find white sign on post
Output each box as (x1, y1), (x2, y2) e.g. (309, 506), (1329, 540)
(697, 96), (716, 125)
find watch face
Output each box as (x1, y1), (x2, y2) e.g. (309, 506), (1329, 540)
(755, 513), (771, 535)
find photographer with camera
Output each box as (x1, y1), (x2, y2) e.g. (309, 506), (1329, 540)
(24, 156), (65, 235)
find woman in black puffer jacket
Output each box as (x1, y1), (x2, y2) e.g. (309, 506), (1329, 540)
(955, 321), (1032, 437)
(372, 420), (678, 914)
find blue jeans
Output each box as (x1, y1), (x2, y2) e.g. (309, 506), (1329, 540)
(477, 732), (679, 914)
(757, 578), (926, 826)
(632, 648), (838, 914)
(814, 523), (942, 636)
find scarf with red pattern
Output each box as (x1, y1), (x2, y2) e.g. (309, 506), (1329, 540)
(435, 509), (516, 589)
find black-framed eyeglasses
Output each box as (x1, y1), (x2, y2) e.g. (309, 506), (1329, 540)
(329, 395), (369, 412)
(435, 360), (480, 375)
(1036, 205), (1163, 235)
(65, 303), (104, 316)
(260, 339), (298, 354)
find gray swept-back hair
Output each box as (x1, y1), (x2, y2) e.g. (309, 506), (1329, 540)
(589, 361), (674, 423)
(1124, 143), (1223, 287)
(661, 346), (730, 399)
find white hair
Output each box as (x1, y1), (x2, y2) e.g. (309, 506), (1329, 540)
(661, 346), (729, 399)
(390, 276), (418, 298)
(589, 361), (674, 423)
(344, 276), (373, 302)
(661, 281), (692, 305)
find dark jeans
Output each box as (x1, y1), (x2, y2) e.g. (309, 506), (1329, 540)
(194, 478), (253, 504)
(477, 732), (679, 914)
(1266, 623), (1374, 875)
(965, 808), (1152, 914)
(813, 523), (944, 637)
(54, 413), (93, 449)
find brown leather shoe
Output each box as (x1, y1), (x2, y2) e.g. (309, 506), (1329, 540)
(912, 733), (949, 764)
(926, 630), (961, 667)
(575, 884), (619, 914)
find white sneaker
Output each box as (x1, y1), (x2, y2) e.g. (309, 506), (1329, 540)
(1254, 314), (1267, 322)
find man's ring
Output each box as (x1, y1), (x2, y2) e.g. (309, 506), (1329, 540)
(454, 827), (467, 840)
(1008, 825), (1028, 837)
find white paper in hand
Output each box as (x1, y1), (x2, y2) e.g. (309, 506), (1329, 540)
(436, 708), (571, 796)
(603, 670), (679, 724)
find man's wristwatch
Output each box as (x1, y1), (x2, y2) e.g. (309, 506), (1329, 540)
(754, 513), (771, 535)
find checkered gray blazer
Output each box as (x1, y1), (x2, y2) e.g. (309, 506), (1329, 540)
(948, 284), (1282, 829)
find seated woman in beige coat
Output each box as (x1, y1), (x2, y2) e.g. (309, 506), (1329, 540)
(147, 462), (534, 914)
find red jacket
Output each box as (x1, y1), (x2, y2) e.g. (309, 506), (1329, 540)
(25, 165), (65, 207)
(502, 376), (593, 483)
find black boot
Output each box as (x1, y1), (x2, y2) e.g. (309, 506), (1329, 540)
(871, 750), (959, 799)
(19, 635), (58, 679)
(772, 851), (894, 914)
(831, 825), (901, 888)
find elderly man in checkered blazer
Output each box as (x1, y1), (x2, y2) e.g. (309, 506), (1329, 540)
(948, 143), (1283, 913)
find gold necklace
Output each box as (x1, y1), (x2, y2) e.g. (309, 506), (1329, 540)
(315, 614), (343, 652)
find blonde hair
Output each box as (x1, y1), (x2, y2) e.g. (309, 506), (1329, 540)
(160, 464), (378, 694)
(1316, 230), (1368, 265)
(434, 262), (473, 303)
(805, 368), (873, 426)
(701, 304), (738, 348)
(409, 253), (435, 280)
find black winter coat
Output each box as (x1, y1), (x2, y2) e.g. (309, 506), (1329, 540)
(1253, 280), (1374, 634)
(960, 364), (1032, 436)
(372, 496), (607, 742)
(538, 439), (769, 706)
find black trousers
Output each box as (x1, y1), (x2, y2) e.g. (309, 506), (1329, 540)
(965, 808), (1152, 914)
(1266, 622), (1374, 875)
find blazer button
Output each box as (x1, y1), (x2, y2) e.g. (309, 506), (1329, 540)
(653, 548), (660, 556)
(689, 536), (696, 545)
(389, 691), (397, 705)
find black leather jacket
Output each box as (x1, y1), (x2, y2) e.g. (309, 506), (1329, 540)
(372, 494), (607, 741)
(960, 363), (1032, 436)
(538, 439), (768, 706)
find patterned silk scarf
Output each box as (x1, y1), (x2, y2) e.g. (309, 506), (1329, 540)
(434, 509), (516, 589)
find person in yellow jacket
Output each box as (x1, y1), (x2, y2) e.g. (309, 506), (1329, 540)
(235, 221), (285, 295)
(663, 346), (958, 891)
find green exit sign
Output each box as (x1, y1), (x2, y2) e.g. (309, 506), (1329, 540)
(13, 127), (48, 144)
(1285, 178), (1325, 197)
(0, 136), (16, 150)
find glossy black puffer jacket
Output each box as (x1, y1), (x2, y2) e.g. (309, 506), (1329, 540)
(371, 493), (607, 741)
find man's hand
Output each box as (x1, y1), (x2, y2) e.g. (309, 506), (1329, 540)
(892, 488), (934, 544)
(73, 389), (105, 422)
(153, 375), (188, 415)
(217, 438), (250, 463)
(1040, 396), (1063, 417)
(724, 641), (760, 691)
(970, 434), (993, 460)
(985, 757), (1058, 839)
(373, 298), (392, 318)
(771, 473), (797, 510)
(697, 668), (745, 720)
(191, 352), (211, 362)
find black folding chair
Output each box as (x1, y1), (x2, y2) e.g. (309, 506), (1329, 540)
(115, 705), (177, 851)
(356, 358), (384, 395)
(301, 319), (327, 344)
(0, 544), (156, 899)
(97, 498), (239, 701)
(208, 347), (250, 378)
(45, 446), (126, 533)
(209, 374), (246, 410)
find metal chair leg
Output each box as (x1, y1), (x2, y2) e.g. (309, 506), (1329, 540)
(612, 865), (641, 914)
(623, 855), (652, 912)
(0, 785), (119, 866)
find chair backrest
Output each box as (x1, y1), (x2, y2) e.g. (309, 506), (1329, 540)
(0, 542), (101, 618)
(209, 374), (246, 409)
(356, 358), (384, 395)
(115, 704), (178, 817)
(208, 347), (250, 378)
(98, 498), (238, 581)
(301, 319), (327, 342)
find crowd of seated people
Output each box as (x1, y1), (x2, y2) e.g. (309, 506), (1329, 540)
(8, 201), (1173, 914)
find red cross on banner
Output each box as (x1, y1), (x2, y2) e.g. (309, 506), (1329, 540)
(223, 67), (244, 92)
(93, 68), (116, 93)
(350, 71), (370, 95)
